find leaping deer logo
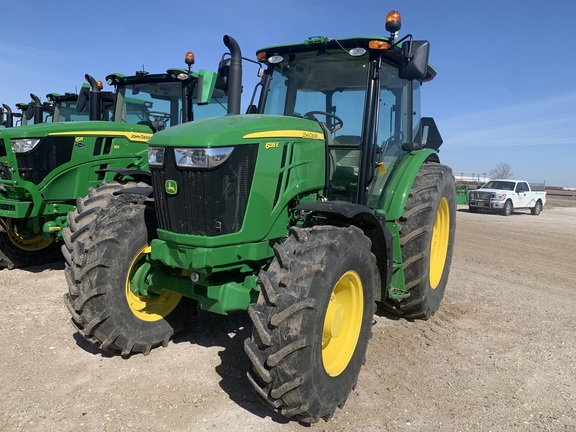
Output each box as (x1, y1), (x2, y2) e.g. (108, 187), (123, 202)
(165, 180), (178, 195)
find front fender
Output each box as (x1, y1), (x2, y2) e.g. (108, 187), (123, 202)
(294, 200), (393, 302)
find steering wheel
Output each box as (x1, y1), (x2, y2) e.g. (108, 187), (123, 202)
(304, 111), (344, 133)
(148, 111), (171, 123)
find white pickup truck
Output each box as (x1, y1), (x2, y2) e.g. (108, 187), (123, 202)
(468, 179), (546, 216)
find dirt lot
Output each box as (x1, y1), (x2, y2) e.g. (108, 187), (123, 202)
(1, 199), (575, 432)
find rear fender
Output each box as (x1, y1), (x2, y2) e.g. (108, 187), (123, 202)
(383, 149), (440, 220)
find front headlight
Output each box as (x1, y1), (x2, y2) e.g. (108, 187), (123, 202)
(148, 147), (165, 166)
(174, 147), (234, 169)
(11, 138), (41, 153)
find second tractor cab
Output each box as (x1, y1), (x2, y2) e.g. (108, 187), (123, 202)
(0, 52), (227, 269)
(63, 11), (456, 424)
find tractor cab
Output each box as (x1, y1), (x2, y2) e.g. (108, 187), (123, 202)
(253, 19), (439, 206)
(46, 84), (114, 123)
(106, 60), (227, 132)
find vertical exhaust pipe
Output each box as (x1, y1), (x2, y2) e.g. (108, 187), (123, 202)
(30, 94), (44, 124)
(2, 104), (14, 128)
(223, 35), (242, 115)
(85, 74), (102, 121)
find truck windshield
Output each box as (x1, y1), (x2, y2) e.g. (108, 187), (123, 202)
(483, 181), (515, 190)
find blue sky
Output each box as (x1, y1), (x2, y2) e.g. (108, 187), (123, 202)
(2, 1), (575, 187)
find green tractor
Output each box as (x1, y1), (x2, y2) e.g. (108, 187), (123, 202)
(0, 57), (226, 269)
(63, 11), (456, 424)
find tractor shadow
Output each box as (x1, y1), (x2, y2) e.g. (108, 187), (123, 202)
(173, 310), (293, 425)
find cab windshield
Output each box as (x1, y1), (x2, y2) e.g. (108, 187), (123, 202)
(117, 81), (228, 131)
(262, 47), (419, 203)
(53, 100), (91, 122)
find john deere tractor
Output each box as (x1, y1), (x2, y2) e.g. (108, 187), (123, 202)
(63, 11), (456, 423)
(0, 57), (226, 269)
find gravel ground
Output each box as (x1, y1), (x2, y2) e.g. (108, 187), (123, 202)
(1, 202), (575, 431)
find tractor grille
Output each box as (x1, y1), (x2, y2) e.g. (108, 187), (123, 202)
(152, 145), (258, 236)
(16, 137), (75, 184)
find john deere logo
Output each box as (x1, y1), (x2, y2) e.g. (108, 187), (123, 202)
(165, 180), (178, 195)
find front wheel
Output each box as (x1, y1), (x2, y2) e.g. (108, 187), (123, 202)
(63, 191), (194, 356)
(385, 162), (456, 319)
(0, 218), (61, 269)
(501, 200), (513, 216)
(245, 225), (378, 423)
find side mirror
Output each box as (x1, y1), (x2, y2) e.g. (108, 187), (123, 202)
(76, 84), (90, 112)
(215, 58), (231, 92)
(398, 40), (430, 81)
(416, 117), (443, 150)
(197, 69), (217, 105)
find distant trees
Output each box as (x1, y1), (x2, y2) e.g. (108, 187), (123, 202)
(489, 162), (513, 179)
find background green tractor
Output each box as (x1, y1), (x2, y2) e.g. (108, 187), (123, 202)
(63, 11), (456, 424)
(0, 56), (226, 269)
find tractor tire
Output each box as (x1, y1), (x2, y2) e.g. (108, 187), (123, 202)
(245, 225), (378, 423)
(501, 200), (513, 216)
(531, 201), (542, 216)
(0, 218), (62, 269)
(63, 189), (194, 356)
(62, 181), (148, 281)
(385, 162), (456, 320)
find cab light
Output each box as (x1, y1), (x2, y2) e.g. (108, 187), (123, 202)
(148, 147), (165, 166)
(368, 40), (391, 50)
(256, 51), (267, 62)
(11, 138), (41, 153)
(185, 51), (195, 67)
(385, 10), (402, 34)
(349, 47), (367, 56)
(174, 147), (234, 169)
(97, 81), (103, 90)
(268, 55), (284, 64)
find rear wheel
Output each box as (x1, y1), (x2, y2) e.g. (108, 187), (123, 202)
(0, 217), (61, 269)
(63, 189), (194, 356)
(385, 162), (456, 319)
(245, 225), (377, 423)
(531, 201), (542, 215)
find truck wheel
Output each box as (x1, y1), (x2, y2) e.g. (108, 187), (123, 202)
(245, 225), (377, 423)
(531, 201), (542, 216)
(63, 191), (194, 356)
(468, 206), (479, 213)
(387, 162), (456, 320)
(0, 218), (62, 269)
(501, 200), (513, 216)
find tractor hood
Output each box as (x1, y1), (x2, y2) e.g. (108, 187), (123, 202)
(147, 114), (326, 148)
(0, 121), (155, 141)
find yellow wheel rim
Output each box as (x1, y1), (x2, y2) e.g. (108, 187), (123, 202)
(429, 197), (450, 289)
(125, 246), (182, 322)
(322, 270), (363, 377)
(5, 218), (53, 251)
